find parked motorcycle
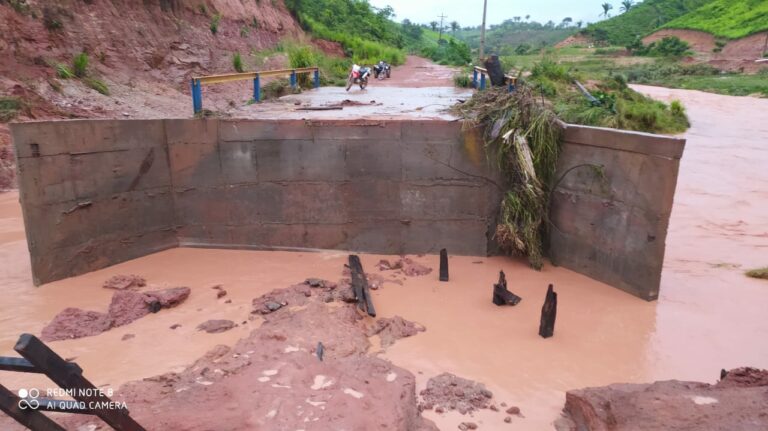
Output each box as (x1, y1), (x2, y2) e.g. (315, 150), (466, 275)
(373, 60), (391, 80)
(346, 64), (370, 91)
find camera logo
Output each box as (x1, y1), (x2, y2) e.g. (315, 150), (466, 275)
(17, 388), (40, 410)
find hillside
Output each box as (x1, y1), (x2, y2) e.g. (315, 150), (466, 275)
(583, 0), (712, 46)
(663, 0), (768, 39)
(284, 0), (470, 66)
(456, 20), (575, 55)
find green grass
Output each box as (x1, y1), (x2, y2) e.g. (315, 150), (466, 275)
(0, 97), (22, 122)
(583, 0), (712, 46)
(73, 52), (89, 78)
(524, 56), (690, 134)
(664, 0), (768, 39)
(84, 77), (109, 95)
(623, 62), (768, 97)
(745, 267), (768, 280)
(56, 63), (74, 79)
(232, 52), (244, 73)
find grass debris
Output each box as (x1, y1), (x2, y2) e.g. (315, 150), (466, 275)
(745, 267), (768, 280)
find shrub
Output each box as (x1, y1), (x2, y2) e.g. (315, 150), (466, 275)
(261, 78), (292, 100)
(633, 37), (691, 58)
(42, 6), (64, 30)
(232, 52), (244, 72)
(73, 52), (89, 78)
(56, 63), (74, 79)
(453, 73), (472, 88)
(210, 13), (221, 35)
(515, 44), (531, 55)
(0, 97), (22, 122)
(240, 25), (249, 37)
(84, 77), (109, 95)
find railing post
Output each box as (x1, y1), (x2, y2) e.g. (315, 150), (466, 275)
(290, 70), (297, 89)
(508, 79), (515, 93)
(253, 74), (261, 103)
(480, 73), (486, 91)
(472, 68), (478, 89)
(313, 69), (320, 89)
(191, 78), (203, 114)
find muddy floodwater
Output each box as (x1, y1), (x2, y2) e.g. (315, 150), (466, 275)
(1, 87), (767, 430)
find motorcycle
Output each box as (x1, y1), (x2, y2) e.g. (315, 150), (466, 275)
(346, 64), (370, 91)
(373, 60), (391, 80)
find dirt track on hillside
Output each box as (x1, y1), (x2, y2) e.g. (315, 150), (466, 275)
(375, 55), (457, 88)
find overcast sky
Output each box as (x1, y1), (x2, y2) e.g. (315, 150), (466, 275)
(368, 0), (606, 27)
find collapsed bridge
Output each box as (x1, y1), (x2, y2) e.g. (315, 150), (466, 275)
(11, 117), (684, 300)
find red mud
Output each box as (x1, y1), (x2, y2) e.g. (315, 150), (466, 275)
(102, 274), (146, 290)
(196, 319), (236, 333)
(562, 367), (768, 431)
(419, 373), (495, 415)
(378, 256), (434, 277)
(40, 287), (190, 341)
(367, 316), (426, 348)
(54, 281), (438, 431)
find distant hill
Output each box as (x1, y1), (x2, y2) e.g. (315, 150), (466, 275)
(456, 20), (575, 55)
(663, 0), (768, 39)
(582, 0), (712, 46)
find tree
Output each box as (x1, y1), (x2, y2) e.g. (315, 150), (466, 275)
(450, 20), (459, 34)
(429, 21), (438, 31)
(561, 17), (573, 27)
(576, 20), (583, 28)
(620, 0), (633, 13)
(525, 14), (530, 21)
(513, 16), (521, 23)
(601, 2), (613, 17)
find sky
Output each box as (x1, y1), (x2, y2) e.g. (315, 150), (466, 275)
(367, 0), (605, 28)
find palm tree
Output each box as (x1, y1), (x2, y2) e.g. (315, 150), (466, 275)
(576, 20), (583, 29)
(525, 14), (530, 21)
(561, 17), (573, 27)
(450, 21), (459, 34)
(620, 0), (633, 13)
(601, 2), (613, 17)
(513, 16), (521, 23)
(429, 21), (438, 31)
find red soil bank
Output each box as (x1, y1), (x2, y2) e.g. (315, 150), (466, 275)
(40, 287), (190, 341)
(56, 280), (438, 431)
(562, 367), (768, 430)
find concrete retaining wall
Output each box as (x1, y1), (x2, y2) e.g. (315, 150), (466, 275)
(12, 119), (501, 285)
(11, 119), (684, 300)
(549, 124), (685, 300)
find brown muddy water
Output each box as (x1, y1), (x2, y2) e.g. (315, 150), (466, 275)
(1, 87), (767, 430)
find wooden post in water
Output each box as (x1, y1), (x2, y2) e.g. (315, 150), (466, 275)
(348, 255), (376, 317)
(439, 248), (449, 282)
(539, 284), (557, 338)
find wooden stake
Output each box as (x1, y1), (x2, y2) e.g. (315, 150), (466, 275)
(348, 255), (376, 317)
(439, 248), (449, 282)
(538, 284), (557, 338)
(492, 270), (521, 306)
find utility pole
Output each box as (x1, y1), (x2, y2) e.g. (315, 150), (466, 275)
(479, 0), (488, 62)
(438, 13), (447, 41)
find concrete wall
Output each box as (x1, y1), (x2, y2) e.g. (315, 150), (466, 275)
(169, 119), (500, 256)
(549, 124), (685, 300)
(12, 120), (177, 285)
(12, 119), (684, 300)
(12, 119), (501, 285)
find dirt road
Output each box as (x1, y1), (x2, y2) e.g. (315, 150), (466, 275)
(234, 56), (469, 120)
(374, 55), (458, 88)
